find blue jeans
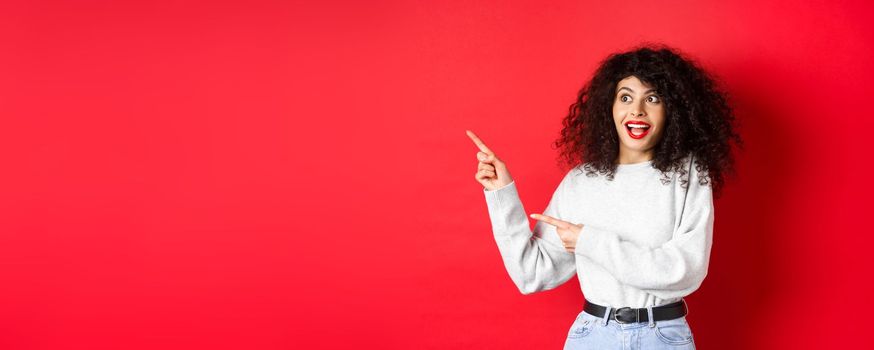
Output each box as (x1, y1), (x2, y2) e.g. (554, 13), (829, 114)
(563, 307), (696, 349)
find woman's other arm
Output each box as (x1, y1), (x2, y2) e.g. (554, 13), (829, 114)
(572, 166), (714, 300)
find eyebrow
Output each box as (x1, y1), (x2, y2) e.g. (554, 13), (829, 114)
(617, 86), (657, 94)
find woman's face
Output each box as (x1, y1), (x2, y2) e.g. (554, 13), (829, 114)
(612, 75), (666, 163)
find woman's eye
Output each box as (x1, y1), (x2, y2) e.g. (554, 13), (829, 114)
(620, 95), (631, 102)
(648, 95), (660, 103)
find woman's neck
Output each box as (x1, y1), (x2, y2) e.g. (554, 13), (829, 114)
(616, 150), (654, 164)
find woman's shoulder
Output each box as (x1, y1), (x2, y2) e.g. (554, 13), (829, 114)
(563, 164), (591, 182)
(556, 163), (603, 192)
(680, 153), (714, 200)
(567, 162), (602, 177)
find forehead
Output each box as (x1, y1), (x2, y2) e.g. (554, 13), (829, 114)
(616, 76), (655, 91)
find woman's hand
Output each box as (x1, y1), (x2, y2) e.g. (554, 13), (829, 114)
(529, 213), (584, 253)
(466, 130), (514, 191)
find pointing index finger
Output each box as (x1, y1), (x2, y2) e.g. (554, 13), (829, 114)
(529, 213), (571, 229)
(465, 130), (494, 155)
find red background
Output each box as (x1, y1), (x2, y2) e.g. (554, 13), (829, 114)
(1, 0), (872, 348)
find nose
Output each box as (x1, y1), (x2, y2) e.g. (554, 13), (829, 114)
(630, 103), (644, 118)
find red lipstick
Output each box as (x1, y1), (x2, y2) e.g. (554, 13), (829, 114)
(624, 121), (651, 139)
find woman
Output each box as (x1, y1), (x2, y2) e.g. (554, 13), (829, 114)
(466, 43), (743, 349)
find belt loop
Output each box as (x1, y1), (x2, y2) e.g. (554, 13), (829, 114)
(647, 305), (655, 328)
(601, 306), (612, 326)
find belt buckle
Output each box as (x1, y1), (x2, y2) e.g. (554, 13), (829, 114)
(612, 307), (637, 324)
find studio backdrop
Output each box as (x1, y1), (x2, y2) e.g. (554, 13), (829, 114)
(1, 0), (871, 349)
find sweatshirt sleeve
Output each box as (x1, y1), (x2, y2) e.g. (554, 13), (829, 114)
(572, 164), (714, 300)
(482, 173), (577, 295)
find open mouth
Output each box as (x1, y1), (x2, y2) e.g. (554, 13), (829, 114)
(624, 121), (651, 139)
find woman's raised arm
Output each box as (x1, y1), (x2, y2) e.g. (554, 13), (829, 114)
(482, 174), (578, 295)
(468, 129), (577, 295)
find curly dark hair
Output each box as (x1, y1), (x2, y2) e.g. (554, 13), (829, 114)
(554, 42), (744, 198)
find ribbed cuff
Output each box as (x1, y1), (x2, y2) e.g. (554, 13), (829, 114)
(482, 180), (520, 233)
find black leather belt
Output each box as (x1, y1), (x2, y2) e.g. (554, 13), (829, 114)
(583, 299), (688, 324)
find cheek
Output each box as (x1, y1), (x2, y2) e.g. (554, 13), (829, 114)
(650, 110), (665, 130)
(653, 122), (667, 140)
(612, 108), (624, 124)
(612, 102), (623, 116)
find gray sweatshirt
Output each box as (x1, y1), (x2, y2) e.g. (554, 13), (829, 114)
(482, 155), (713, 308)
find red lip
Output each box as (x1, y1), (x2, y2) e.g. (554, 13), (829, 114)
(624, 120), (651, 139)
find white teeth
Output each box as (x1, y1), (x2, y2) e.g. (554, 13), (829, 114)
(627, 124), (650, 128)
